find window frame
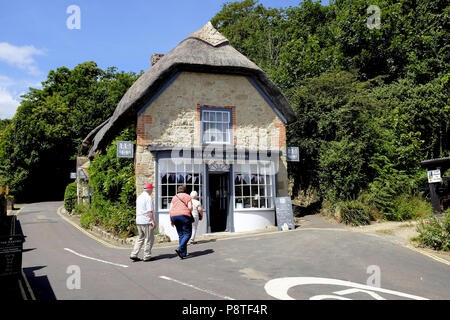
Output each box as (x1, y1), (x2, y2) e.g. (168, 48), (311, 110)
(157, 159), (204, 211)
(232, 161), (275, 211)
(200, 107), (233, 145)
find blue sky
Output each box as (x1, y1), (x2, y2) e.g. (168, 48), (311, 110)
(0, 0), (328, 119)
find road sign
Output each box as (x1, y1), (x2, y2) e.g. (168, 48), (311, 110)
(427, 169), (441, 183)
(117, 141), (134, 158)
(287, 147), (299, 162)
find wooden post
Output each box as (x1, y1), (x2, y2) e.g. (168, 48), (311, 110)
(429, 183), (441, 213)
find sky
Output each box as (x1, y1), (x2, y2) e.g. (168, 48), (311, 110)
(0, 0), (328, 119)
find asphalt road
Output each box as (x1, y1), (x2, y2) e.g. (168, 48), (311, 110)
(17, 202), (450, 300)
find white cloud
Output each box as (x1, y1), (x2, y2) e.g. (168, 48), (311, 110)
(0, 42), (44, 75)
(0, 86), (20, 119)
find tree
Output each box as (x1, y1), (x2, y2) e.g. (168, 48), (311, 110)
(0, 62), (140, 202)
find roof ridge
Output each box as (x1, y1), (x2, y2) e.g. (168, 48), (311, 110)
(184, 21), (229, 47)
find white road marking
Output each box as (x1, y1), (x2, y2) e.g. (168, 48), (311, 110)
(264, 277), (429, 300)
(159, 276), (235, 300)
(64, 248), (128, 268)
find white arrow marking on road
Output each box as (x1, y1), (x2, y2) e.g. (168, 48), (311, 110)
(264, 277), (429, 300)
(64, 248), (128, 268)
(159, 276), (235, 300)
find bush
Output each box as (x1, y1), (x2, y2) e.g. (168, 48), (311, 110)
(64, 182), (78, 214)
(415, 211), (450, 251)
(386, 194), (432, 221)
(337, 199), (373, 226)
(79, 205), (98, 229)
(84, 126), (137, 237)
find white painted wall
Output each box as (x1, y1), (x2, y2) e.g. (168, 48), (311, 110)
(233, 210), (275, 232)
(158, 211), (208, 241)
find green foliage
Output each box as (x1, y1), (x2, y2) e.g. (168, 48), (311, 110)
(212, 0), (449, 223)
(415, 211), (450, 251)
(86, 126), (137, 237)
(80, 205), (97, 229)
(64, 182), (78, 214)
(0, 62), (140, 202)
(387, 194), (432, 221)
(337, 199), (373, 226)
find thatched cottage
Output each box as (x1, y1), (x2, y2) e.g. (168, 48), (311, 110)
(82, 22), (296, 240)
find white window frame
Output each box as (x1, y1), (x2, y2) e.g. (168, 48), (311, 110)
(233, 161), (275, 210)
(158, 159), (204, 211)
(201, 108), (233, 145)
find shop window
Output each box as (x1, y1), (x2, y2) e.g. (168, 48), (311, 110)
(234, 162), (274, 209)
(159, 159), (203, 210)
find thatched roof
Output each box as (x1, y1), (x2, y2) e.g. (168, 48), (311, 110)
(82, 22), (296, 158)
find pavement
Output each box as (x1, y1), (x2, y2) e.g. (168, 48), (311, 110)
(3, 202), (450, 300)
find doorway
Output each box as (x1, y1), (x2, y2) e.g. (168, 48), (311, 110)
(208, 172), (229, 232)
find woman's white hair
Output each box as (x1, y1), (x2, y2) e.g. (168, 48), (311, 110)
(190, 191), (198, 199)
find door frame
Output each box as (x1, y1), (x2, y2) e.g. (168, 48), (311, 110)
(206, 164), (234, 233)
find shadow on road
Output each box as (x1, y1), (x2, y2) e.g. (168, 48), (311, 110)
(23, 266), (56, 300)
(185, 249), (214, 258)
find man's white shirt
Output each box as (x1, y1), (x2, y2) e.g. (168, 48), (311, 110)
(136, 191), (154, 225)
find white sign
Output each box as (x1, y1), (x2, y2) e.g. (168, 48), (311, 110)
(427, 169), (441, 183)
(70, 172), (77, 179)
(287, 147), (299, 162)
(117, 141), (134, 158)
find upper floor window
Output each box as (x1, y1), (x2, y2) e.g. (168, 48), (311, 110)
(201, 108), (232, 144)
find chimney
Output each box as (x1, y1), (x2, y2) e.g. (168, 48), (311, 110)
(151, 54), (165, 67)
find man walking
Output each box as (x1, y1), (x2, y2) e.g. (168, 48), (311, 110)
(130, 183), (156, 262)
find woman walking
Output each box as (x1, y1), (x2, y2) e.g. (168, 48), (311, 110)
(170, 185), (193, 259)
(189, 191), (203, 245)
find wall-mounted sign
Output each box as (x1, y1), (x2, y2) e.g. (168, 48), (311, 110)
(70, 172), (77, 179)
(287, 147), (299, 162)
(78, 168), (87, 180)
(117, 141), (134, 158)
(427, 169), (442, 183)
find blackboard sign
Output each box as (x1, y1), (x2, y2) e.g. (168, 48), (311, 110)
(117, 141), (134, 158)
(275, 197), (295, 231)
(0, 236), (24, 278)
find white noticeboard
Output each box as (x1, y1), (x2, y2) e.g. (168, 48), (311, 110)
(427, 169), (442, 183)
(117, 141), (134, 158)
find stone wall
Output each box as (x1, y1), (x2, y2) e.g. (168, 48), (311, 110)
(135, 72), (288, 195)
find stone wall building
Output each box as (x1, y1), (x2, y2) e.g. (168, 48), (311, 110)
(82, 22), (296, 240)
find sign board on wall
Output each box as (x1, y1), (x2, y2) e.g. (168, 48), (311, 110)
(427, 169), (442, 183)
(287, 147), (299, 162)
(275, 197), (295, 231)
(117, 141), (134, 159)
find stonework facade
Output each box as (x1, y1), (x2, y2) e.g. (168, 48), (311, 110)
(135, 72), (289, 197)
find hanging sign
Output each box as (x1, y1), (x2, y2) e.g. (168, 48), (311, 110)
(287, 147), (299, 162)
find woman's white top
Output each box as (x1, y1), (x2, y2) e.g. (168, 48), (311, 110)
(191, 199), (201, 219)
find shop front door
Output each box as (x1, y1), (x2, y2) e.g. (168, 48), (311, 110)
(208, 172), (229, 232)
